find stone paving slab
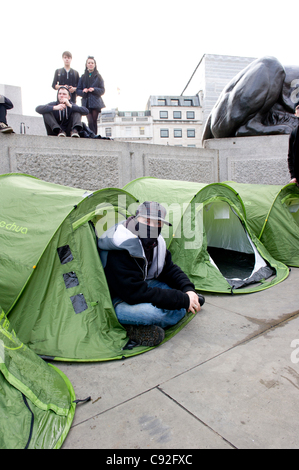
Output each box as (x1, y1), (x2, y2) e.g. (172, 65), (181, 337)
(62, 388), (232, 449)
(160, 314), (299, 449)
(56, 302), (262, 427)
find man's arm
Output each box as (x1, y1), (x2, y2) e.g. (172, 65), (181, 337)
(35, 102), (57, 114)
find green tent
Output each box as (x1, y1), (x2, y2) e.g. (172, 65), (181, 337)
(224, 182), (299, 267)
(0, 174), (194, 362)
(123, 177), (289, 294)
(0, 307), (76, 449)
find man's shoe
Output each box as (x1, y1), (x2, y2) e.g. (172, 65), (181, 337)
(123, 324), (165, 347)
(58, 131), (66, 137)
(0, 122), (14, 134)
(71, 130), (80, 138)
(197, 294), (205, 306)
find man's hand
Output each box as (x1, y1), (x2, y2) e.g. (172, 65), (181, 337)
(186, 291), (201, 314)
(64, 99), (72, 108)
(53, 103), (66, 111)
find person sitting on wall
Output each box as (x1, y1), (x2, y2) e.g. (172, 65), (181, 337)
(0, 95), (14, 134)
(288, 104), (299, 185)
(98, 201), (205, 347)
(35, 86), (88, 137)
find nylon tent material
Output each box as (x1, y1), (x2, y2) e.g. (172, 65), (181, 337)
(0, 307), (76, 449)
(0, 174), (195, 362)
(123, 177), (289, 294)
(225, 181), (299, 267)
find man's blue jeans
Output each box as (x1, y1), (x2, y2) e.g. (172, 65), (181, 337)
(113, 280), (187, 328)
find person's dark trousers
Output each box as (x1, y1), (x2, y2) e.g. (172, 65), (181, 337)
(0, 104), (8, 125)
(87, 109), (99, 134)
(43, 112), (83, 136)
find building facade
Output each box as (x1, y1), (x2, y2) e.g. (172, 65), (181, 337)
(98, 94), (202, 146)
(97, 109), (153, 143)
(146, 95), (202, 147)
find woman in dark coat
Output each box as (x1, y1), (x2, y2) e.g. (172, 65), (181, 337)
(77, 56), (105, 134)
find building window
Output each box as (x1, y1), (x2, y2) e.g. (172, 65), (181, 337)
(187, 129), (195, 138)
(173, 111), (181, 119)
(105, 127), (112, 137)
(139, 127), (145, 135)
(174, 129), (182, 138)
(186, 111), (195, 119)
(158, 99), (166, 106)
(171, 99), (179, 106)
(160, 129), (169, 138)
(184, 99), (192, 107)
(125, 127), (132, 136)
(160, 111), (168, 119)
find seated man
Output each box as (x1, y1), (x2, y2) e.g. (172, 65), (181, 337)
(35, 86), (88, 137)
(98, 201), (205, 347)
(0, 95), (14, 134)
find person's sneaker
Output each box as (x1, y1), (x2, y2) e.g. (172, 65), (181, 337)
(58, 131), (66, 137)
(0, 122), (14, 134)
(197, 294), (205, 306)
(71, 130), (80, 138)
(124, 324), (165, 347)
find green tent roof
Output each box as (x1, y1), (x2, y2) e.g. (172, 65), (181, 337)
(124, 177), (289, 294)
(0, 174), (195, 362)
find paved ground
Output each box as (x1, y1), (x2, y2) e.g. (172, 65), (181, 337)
(55, 267), (299, 450)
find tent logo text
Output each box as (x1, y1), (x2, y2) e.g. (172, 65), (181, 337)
(0, 220), (28, 234)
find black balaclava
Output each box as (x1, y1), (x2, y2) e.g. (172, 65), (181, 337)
(134, 220), (162, 249)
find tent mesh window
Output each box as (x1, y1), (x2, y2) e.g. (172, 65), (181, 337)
(70, 293), (88, 314)
(63, 272), (79, 289)
(57, 245), (74, 264)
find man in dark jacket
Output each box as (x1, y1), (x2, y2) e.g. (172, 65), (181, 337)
(0, 95), (14, 134)
(36, 86), (88, 137)
(288, 104), (299, 184)
(52, 51), (79, 103)
(98, 201), (204, 347)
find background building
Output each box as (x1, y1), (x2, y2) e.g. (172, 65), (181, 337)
(0, 84), (45, 135)
(97, 109), (153, 143)
(146, 95), (202, 147)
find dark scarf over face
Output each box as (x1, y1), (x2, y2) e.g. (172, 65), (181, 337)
(125, 216), (162, 263)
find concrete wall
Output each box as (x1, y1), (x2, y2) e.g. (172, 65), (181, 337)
(0, 133), (291, 190)
(204, 135), (290, 185)
(0, 133), (218, 191)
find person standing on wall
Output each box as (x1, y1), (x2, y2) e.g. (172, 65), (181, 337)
(52, 51), (79, 104)
(77, 56), (105, 134)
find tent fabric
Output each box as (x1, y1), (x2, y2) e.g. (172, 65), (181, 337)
(0, 307), (76, 449)
(123, 177), (289, 294)
(224, 182), (299, 267)
(0, 174), (195, 362)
